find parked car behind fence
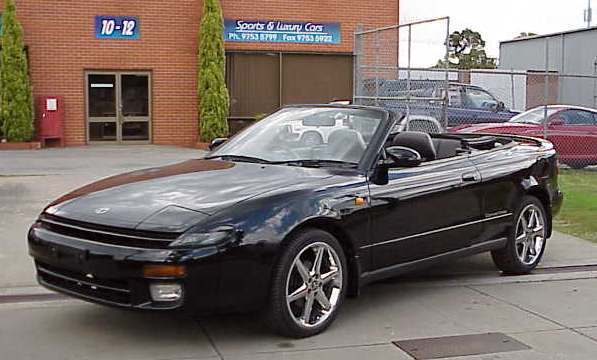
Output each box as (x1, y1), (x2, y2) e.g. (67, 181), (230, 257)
(452, 105), (597, 169)
(360, 79), (519, 128)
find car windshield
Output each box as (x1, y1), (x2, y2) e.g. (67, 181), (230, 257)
(208, 107), (385, 166)
(510, 107), (560, 124)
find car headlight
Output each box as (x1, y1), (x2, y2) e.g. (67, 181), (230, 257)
(169, 229), (236, 248)
(137, 205), (208, 232)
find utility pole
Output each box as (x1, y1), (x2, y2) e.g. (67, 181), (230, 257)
(585, 0), (593, 28)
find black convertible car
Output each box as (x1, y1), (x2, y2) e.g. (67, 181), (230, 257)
(28, 105), (563, 337)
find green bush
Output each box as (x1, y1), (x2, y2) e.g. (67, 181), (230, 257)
(0, 0), (34, 142)
(198, 0), (229, 142)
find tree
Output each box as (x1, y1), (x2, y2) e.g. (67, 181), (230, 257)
(435, 28), (497, 70)
(0, 0), (33, 142)
(515, 32), (537, 39)
(197, 0), (229, 142)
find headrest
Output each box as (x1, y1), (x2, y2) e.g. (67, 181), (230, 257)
(392, 131), (437, 161)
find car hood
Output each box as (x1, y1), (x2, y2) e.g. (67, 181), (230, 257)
(453, 122), (537, 134)
(46, 159), (334, 232)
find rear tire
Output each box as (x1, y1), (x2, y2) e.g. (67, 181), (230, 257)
(266, 229), (347, 338)
(491, 196), (548, 275)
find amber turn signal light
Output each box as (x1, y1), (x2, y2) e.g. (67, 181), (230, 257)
(354, 197), (366, 206)
(143, 264), (186, 278)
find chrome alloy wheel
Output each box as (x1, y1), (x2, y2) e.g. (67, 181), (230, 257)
(515, 204), (546, 266)
(285, 242), (343, 329)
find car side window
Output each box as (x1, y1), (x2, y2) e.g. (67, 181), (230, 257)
(464, 88), (497, 110)
(447, 87), (463, 107)
(558, 110), (596, 125)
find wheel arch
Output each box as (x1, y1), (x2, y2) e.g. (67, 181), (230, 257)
(281, 217), (361, 297)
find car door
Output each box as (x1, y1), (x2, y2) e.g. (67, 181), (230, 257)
(446, 85), (471, 127)
(366, 155), (484, 271)
(545, 109), (597, 166)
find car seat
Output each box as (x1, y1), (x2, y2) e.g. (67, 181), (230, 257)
(326, 129), (367, 164)
(392, 131), (437, 162)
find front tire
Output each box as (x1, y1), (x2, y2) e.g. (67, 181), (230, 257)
(491, 196), (548, 275)
(267, 229), (347, 338)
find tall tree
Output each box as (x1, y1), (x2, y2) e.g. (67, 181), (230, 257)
(435, 28), (497, 69)
(197, 0), (229, 142)
(0, 0), (33, 142)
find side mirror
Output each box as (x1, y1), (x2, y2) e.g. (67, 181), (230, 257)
(496, 101), (506, 112)
(209, 138), (228, 151)
(371, 162), (389, 186)
(386, 146), (422, 168)
(549, 118), (565, 127)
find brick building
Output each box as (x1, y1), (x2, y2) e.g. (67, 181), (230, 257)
(6, 0), (399, 146)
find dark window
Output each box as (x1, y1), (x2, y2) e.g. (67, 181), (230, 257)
(122, 121), (149, 141)
(225, 52), (353, 120)
(88, 74), (116, 117)
(465, 87), (498, 110)
(281, 54), (353, 106)
(447, 86), (464, 107)
(226, 53), (280, 119)
(558, 110), (596, 125)
(121, 75), (149, 117)
(89, 122), (117, 141)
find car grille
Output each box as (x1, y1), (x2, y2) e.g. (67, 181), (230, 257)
(38, 214), (178, 249)
(36, 261), (132, 306)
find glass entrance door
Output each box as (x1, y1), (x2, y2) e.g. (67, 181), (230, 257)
(87, 72), (151, 143)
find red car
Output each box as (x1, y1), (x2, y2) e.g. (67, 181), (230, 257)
(452, 105), (597, 169)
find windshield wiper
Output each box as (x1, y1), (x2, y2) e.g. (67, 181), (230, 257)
(205, 155), (272, 164)
(270, 159), (358, 168)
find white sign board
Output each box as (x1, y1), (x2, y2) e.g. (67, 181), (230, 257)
(46, 98), (57, 111)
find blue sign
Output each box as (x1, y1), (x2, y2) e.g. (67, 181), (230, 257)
(95, 16), (140, 39)
(224, 19), (341, 44)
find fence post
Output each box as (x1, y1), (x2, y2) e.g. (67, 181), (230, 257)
(353, 25), (363, 104)
(375, 30), (380, 106)
(543, 37), (550, 139)
(443, 17), (451, 129)
(593, 59), (597, 108)
(407, 24), (412, 120)
(510, 69), (516, 110)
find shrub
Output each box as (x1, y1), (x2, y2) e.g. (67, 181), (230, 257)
(198, 0), (229, 142)
(0, 0), (34, 142)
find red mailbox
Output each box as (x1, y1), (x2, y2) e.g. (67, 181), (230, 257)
(37, 96), (64, 147)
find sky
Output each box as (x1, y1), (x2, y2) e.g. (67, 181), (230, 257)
(399, 0), (589, 66)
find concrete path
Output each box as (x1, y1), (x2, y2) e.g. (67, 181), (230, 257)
(2, 145), (597, 359)
(2, 272), (597, 359)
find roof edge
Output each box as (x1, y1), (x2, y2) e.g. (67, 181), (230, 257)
(501, 26), (597, 45)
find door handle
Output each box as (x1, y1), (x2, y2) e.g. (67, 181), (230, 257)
(461, 172), (479, 182)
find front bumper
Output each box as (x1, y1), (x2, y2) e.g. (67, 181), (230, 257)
(28, 224), (222, 312)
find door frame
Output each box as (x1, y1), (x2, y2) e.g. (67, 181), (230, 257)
(85, 70), (152, 144)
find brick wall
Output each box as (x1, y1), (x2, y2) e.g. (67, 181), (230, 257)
(5, 0), (399, 146)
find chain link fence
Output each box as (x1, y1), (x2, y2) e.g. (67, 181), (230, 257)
(354, 17), (451, 133)
(354, 21), (597, 170)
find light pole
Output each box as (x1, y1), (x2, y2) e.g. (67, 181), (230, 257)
(585, 0), (593, 28)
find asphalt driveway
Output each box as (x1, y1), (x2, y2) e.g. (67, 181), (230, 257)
(2, 145), (597, 359)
